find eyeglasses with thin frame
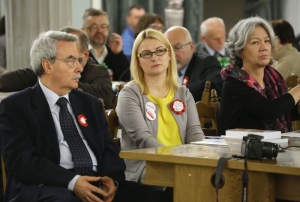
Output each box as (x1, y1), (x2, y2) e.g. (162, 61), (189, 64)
(147, 24), (164, 32)
(137, 48), (169, 59)
(86, 24), (109, 32)
(49, 56), (84, 68)
(173, 42), (191, 52)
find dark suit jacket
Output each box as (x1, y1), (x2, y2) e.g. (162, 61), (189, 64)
(0, 83), (126, 201)
(0, 58), (114, 108)
(194, 41), (230, 58)
(185, 53), (223, 102)
(89, 45), (131, 81)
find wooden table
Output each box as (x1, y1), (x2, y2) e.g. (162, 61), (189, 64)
(120, 144), (300, 202)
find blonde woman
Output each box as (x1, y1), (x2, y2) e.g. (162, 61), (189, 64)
(116, 29), (204, 182)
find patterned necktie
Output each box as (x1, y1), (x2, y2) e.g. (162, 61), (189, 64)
(56, 97), (93, 175)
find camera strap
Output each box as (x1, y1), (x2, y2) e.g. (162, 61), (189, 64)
(215, 157), (232, 202)
(242, 158), (249, 202)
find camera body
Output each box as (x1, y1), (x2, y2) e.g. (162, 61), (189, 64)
(241, 134), (279, 160)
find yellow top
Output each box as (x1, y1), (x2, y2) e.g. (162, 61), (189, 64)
(147, 90), (182, 146)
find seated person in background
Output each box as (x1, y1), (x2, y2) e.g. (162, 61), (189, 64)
(0, 30), (171, 202)
(121, 4), (145, 61)
(116, 29), (204, 182)
(164, 26), (223, 102)
(218, 16), (300, 135)
(195, 17), (230, 67)
(269, 19), (300, 79)
(0, 27), (114, 109)
(82, 8), (130, 81)
(134, 13), (164, 38)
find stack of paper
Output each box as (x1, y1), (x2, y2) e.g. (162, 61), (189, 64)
(224, 128), (288, 147)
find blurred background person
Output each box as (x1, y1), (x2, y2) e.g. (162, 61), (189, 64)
(134, 13), (164, 38)
(116, 29), (204, 183)
(195, 17), (230, 67)
(164, 26), (223, 102)
(82, 8), (130, 81)
(270, 19), (300, 79)
(122, 4), (145, 61)
(0, 16), (6, 74)
(219, 16), (300, 135)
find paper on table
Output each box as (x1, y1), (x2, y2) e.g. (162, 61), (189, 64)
(281, 132), (300, 138)
(191, 139), (227, 146)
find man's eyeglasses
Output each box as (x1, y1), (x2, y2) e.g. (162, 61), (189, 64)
(49, 56), (84, 68)
(86, 24), (109, 32)
(173, 42), (191, 52)
(137, 48), (169, 59)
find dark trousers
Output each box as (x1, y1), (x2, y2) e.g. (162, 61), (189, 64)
(36, 180), (171, 202)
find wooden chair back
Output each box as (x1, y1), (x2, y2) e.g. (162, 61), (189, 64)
(196, 89), (220, 136)
(286, 73), (299, 90)
(105, 109), (121, 148)
(201, 81), (211, 105)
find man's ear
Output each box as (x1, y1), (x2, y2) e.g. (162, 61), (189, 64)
(42, 59), (53, 74)
(84, 49), (90, 59)
(201, 35), (206, 42)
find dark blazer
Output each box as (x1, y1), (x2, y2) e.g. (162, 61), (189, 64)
(89, 45), (131, 81)
(185, 53), (223, 102)
(0, 83), (126, 201)
(194, 41), (230, 58)
(0, 58), (114, 108)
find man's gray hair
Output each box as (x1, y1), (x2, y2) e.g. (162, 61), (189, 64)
(30, 30), (78, 77)
(200, 17), (224, 36)
(225, 16), (276, 67)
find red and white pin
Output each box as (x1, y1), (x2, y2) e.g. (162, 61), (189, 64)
(170, 99), (186, 115)
(146, 110), (156, 121)
(146, 102), (156, 112)
(78, 114), (88, 127)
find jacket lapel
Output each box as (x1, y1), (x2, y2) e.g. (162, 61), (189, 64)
(31, 83), (60, 162)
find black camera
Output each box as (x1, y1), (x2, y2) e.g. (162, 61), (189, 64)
(241, 134), (279, 160)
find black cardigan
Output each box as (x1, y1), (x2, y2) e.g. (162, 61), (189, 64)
(218, 78), (300, 135)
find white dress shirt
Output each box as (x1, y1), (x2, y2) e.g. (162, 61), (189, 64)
(39, 80), (98, 190)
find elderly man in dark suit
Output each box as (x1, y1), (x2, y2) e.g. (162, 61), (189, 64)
(0, 31), (170, 201)
(0, 27), (114, 109)
(194, 17), (230, 67)
(164, 26), (223, 102)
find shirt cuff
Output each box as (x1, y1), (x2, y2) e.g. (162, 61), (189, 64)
(68, 175), (80, 191)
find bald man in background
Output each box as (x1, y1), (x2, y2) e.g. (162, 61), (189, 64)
(164, 26), (223, 102)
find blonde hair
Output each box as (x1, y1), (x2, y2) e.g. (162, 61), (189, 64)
(130, 29), (179, 94)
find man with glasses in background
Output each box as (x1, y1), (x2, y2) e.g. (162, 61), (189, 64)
(164, 26), (223, 102)
(0, 27), (114, 108)
(82, 8), (130, 81)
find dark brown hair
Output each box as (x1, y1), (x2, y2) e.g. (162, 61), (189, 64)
(134, 13), (163, 38)
(270, 19), (296, 46)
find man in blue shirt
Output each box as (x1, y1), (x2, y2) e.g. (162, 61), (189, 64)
(121, 4), (145, 61)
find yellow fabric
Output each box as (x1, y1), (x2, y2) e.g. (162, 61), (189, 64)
(147, 90), (182, 146)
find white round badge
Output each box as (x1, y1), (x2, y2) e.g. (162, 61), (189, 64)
(145, 102), (156, 112)
(146, 110), (156, 121)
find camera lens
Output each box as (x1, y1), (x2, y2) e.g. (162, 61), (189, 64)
(262, 142), (279, 159)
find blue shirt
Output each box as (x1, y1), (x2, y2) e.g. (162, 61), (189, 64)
(121, 26), (134, 61)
